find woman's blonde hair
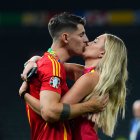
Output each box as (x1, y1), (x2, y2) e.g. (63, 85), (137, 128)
(84, 33), (128, 137)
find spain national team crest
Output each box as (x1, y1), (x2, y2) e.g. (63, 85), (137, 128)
(49, 77), (60, 88)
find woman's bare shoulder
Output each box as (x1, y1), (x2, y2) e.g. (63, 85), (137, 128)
(81, 71), (99, 87)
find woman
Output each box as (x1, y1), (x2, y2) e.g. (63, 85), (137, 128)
(20, 33), (128, 139)
(61, 33), (128, 139)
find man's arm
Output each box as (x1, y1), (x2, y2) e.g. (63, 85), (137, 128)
(19, 72), (108, 123)
(20, 83), (97, 120)
(19, 82), (41, 115)
(19, 83), (105, 123)
(39, 90), (106, 123)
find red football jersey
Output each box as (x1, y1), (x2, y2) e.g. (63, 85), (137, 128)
(26, 52), (71, 140)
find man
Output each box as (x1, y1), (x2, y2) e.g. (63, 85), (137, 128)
(129, 100), (140, 140)
(19, 12), (108, 140)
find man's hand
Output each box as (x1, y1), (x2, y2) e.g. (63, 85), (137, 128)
(88, 93), (109, 113)
(19, 81), (28, 97)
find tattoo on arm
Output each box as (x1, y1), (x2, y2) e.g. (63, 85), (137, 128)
(60, 103), (70, 120)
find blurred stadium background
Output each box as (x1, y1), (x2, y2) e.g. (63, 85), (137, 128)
(0, 1), (140, 140)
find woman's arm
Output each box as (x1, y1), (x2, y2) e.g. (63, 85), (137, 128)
(22, 61), (84, 82)
(24, 55), (42, 66)
(61, 71), (99, 104)
(21, 56), (42, 81)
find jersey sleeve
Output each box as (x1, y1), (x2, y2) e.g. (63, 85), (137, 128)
(37, 55), (62, 95)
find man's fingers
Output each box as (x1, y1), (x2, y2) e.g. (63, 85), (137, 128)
(104, 93), (109, 100)
(101, 94), (109, 105)
(98, 94), (109, 110)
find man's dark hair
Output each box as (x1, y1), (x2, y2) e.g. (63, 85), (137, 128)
(48, 12), (86, 39)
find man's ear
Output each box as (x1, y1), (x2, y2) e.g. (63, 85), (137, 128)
(61, 33), (69, 43)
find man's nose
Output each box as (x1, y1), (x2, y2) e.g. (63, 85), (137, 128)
(83, 34), (89, 41)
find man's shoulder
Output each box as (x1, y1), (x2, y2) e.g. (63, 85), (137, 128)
(37, 53), (64, 76)
(37, 53), (55, 65)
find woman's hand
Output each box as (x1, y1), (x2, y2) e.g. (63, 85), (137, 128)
(21, 61), (37, 81)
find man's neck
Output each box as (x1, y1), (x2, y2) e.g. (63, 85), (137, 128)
(51, 43), (71, 63)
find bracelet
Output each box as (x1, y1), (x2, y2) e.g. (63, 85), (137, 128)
(60, 103), (70, 120)
(20, 91), (27, 100)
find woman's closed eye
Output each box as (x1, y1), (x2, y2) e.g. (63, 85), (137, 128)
(93, 38), (99, 43)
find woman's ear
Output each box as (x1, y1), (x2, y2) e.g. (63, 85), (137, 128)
(99, 51), (105, 58)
